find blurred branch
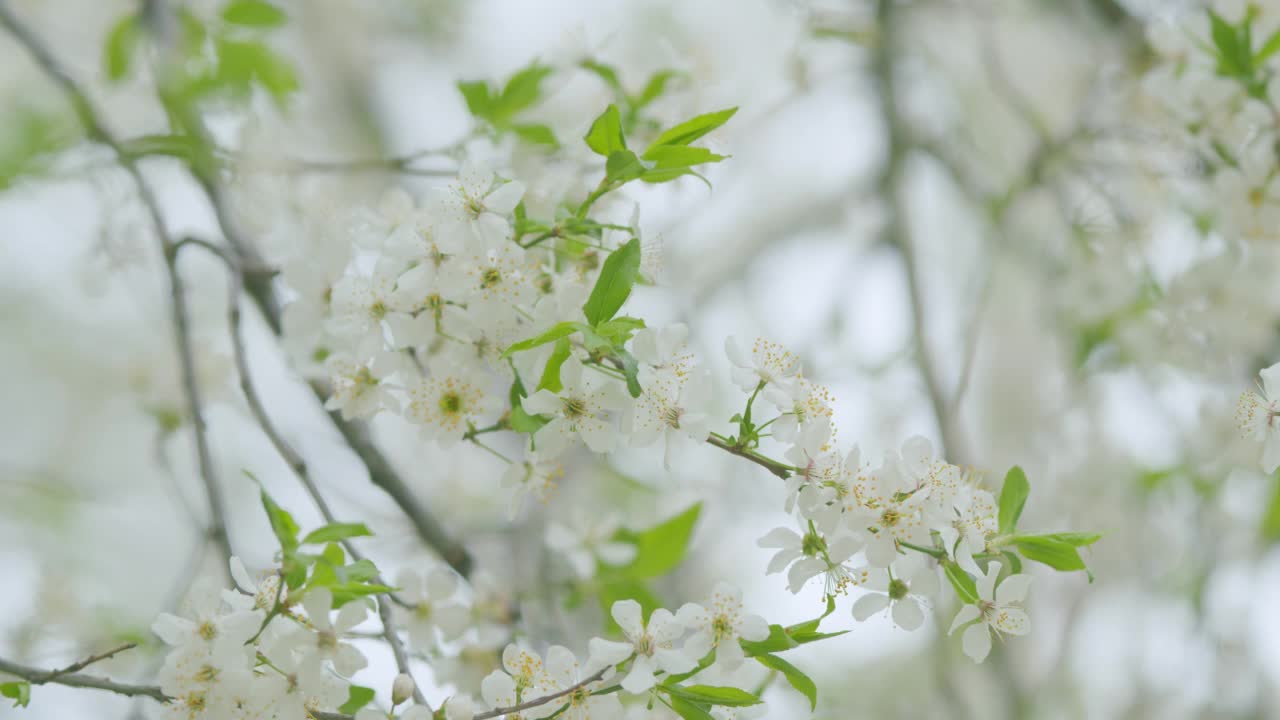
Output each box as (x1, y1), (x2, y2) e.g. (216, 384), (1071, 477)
(0, 2), (234, 572)
(182, 238), (430, 707)
(871, 0), (959, 461)
(148, 49), (475, 578)
(0, 646), (164, 702)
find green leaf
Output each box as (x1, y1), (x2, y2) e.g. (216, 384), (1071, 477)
(458, 81), (492, 117)
(641, 144), (727, 166)
(1035, 532), (1102, 547)
(739, 624), (798, 655)
(508, 375), (549, 435)
(221, 0), (287, 27)
(595, 316), (645, 342)
(785, 593), (837, 636)
(1263, 468), (1280, 542)
(537, 337), (573, 393)
(580, 60), (624, 96)
(493, 63), (552, 123)
(214, 39), (298, 103)
(943, 560), (979, 604)
(1, 681), (30, 708)
(1258, 27), (1280, 63)
(582, 238), (642, 326)
(597, 576), (662, 635)
(104, 14), (140, 81)
(259, 488), (300, 552)
(997, 466), (1030, 535)
(511, 123), (559, 147)
(1209, 9), (1253, 77)
(301, 523), (372, 545)
(329, 582), (394, 607)
(0, 108), (81, 190)
(614, 347), (644, 398)
(1001, 550), (1023, 575)
(755, 654), (817, 710)
(635, 69), (680, 109)
(647, 107), (737, 149)
(605, 149), (647, 183)
(668, 685), (761, 707)
(788, 629), (849, 644)
(667, 696), (715, 720)
(1013, 536), (1090, 578)
(615, 502), (701, 579)
(337, 685), (375, 714)
(502, 321), (588, 357)
(585, 104), (627, 156)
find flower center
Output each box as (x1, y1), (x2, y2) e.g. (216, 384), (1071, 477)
(880, 509), (901, 528)
(888, 578), (910, 600)
(800, 530), (827, 557)
(480, 268), (502, 288)
(439, 391), (463, 416)
(197, 621), (217, 641)
(636, 632), (655, 656)
(712, 613), (734, 641)
(562, 396), (587, 419)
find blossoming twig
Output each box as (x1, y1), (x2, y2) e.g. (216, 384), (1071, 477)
(181, 238), (432, 708)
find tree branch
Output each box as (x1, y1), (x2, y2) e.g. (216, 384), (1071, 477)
(180, 239), (430, 708)
(0, 646), (165, 703)
(0, 1), (233, 570)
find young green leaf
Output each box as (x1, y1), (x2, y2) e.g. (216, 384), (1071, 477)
(301, 522), (372, 545)
(635, 69), (681, 109)
(511, 123), (559, 147)
(943, 560), (980, 604)
(615, 502), (701, 579)
(615, 347), (644, 398)
(667, 685), (761, 707)
(259, 488), (300, 552)
(457, 81), (492, 118)
(641, 144), (727, 167)
(667, 696), (715, 720)
(537, 337), (573, 393)
(221, 0), (286, 27)
(502, 321), (588, 357)
(337, 685), (375, 714)
(580, 59), (625, 96)
(739, 624), (799, 655)
(605, 149), (647, 183)
(582, 238), (642, 326)
(493, 63), (553, 123)
(755, 654), (817, 710)
(647, 107), (738, 149)
(997, 466), (1030, 534)
(1, 681), (30, 708)
(104, 14), (140, 81)
(584, 104), (627, 157)
(1013, 535), (1090, 578)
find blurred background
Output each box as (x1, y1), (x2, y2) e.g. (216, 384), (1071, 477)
(3, 0), (1278, 718)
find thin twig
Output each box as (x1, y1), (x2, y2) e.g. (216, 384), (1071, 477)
(181, 238), (429, 707)
(473, 666), (609, 720)
(39, 643), (139, 683)
(0, 648), (164, 702)
(0, 1), (233, 570)
(705, 436), (793, 480)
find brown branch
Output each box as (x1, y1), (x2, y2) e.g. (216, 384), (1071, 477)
(0, 646), (164, 702)
(473, 666), (609, 720)
(0, 2), (233, 570)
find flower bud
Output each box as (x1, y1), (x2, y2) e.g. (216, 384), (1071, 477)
(392, 673), (416, 706)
